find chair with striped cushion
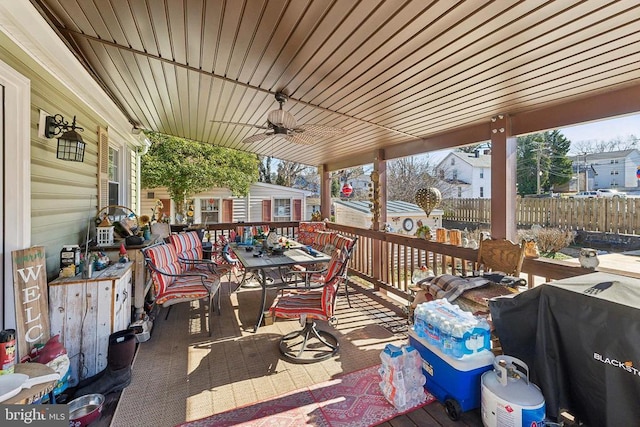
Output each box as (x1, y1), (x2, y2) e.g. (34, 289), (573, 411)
(169, 231), (231, 278)
(269, 248), (350, 363)
(142, 243), (221, 336)
(285, 235), (357, 308)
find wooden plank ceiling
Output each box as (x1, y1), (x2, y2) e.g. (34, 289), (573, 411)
(33, 0), (640, 169)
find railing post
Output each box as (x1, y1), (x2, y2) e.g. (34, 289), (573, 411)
(372, 239), (382, 291)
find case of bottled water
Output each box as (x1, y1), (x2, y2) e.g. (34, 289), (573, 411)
(378, 343), (427, 411)
(412, 299), (491, 358)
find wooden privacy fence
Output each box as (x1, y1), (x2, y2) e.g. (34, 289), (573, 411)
(443, 197), (640, 234)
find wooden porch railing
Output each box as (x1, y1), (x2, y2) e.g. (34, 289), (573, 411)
(197, 221), (627, 302)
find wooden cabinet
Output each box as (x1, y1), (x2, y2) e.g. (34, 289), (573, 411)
(48, 262), (133, 385)
(97, 237), (159, 319)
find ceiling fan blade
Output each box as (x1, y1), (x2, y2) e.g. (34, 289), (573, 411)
(283, 133), (317, 145)
(242, 133), (272, 143)
(296, 124), (345, 137)
(210, 121), (269, 130)
(268, 109), (297, 129)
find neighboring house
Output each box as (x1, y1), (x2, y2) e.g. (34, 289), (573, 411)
(569, 149), (640, 191)
(334, 200), (443, 234)
(1, 5), (144, 329)
(435, 150), (492, 199)
(141, 183), (311, 224)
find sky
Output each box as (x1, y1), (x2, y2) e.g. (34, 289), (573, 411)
(426, 113), (640, 164)
(561, 114), (639, 153)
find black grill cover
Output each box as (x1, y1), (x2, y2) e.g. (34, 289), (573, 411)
(489, 272), (640, 426)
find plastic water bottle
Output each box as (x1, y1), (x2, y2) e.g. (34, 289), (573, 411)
(450, 322), (466, 359)
(403, 346), (422, 371)
(440, 320), (453, 356)
(412, 305), (427, 338)
(425, 311), (439, 345)
(380, 344), (404, 368)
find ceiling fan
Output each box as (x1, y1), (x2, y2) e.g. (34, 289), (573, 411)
(212, 92), (344, 145)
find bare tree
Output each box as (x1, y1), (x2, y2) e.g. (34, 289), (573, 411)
(571, 135), (639, 154)
(386, 156), (441, 202)
(276, 160), (312, 187)
(258, 155), (273, 183)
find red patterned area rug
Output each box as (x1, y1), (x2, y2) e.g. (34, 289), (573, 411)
(176, 365), (435, 427)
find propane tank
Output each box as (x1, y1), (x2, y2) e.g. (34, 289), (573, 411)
(481, 355), (545, 427)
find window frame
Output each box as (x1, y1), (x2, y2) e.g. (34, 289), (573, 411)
(199, 197), (221, 224)
(108, 146), (122, 206)
(273, 197), (292, 221)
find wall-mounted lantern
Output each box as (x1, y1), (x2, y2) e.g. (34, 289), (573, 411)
(44, 114), (85, 162)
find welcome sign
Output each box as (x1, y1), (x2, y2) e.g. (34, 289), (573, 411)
(11, 246), (50, 360)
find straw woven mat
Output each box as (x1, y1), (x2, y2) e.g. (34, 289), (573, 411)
(111, 281), (407, 426)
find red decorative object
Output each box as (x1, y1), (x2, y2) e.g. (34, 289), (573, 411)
(119, 242), (127, 256)
(341, 183), (353, 197)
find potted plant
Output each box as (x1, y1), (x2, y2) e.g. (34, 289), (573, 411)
(139, 215), (151, 240)
(415, 220), (431, 240)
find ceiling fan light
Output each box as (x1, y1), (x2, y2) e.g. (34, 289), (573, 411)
(268, 109), (297, 129)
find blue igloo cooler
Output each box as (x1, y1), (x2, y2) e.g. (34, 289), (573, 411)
(408, 329), (494, 420)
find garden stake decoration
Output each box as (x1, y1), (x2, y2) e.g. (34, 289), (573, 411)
(415, 187), (442, 216)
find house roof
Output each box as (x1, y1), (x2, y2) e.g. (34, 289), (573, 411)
(3, 1), (640, 169)
(568, 149), (640, 162)
(251, 181), (312, 196)
(439, 151), (492, 169)
(335, 200), (443, 215)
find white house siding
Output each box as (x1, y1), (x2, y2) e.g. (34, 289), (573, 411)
(0, 32), (138, 280)
(247, 183), (308, 222)
(334, 204), (369, 229)
(232, 198), (248, 223)
(438, 152), (492, 199)
(472, 167), (491, 198)
(625, 151), (640, 187)
(334, 200), (443, 233)
(578, 150), (640, 190)
(142, 183), (308, 223)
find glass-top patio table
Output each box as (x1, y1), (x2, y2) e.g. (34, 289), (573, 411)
(231, 243), (331, 332)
